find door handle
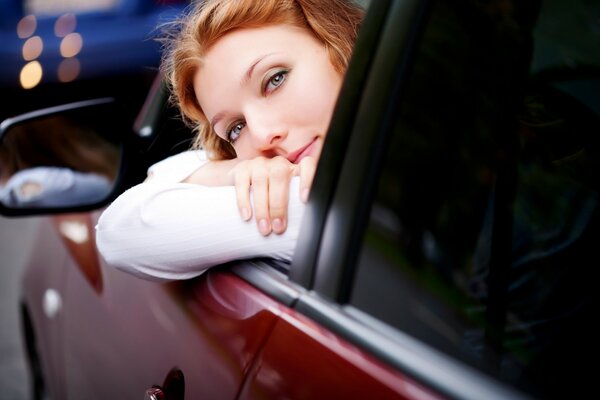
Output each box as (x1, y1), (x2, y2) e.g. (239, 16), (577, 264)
(144, 387), (165, 400)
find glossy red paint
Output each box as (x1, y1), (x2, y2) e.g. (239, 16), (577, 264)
(48, 212), (288, 399)
(52, 213), (103, 292)
(21, 218), (71, 400)
(17, 203), (448, 400)
(27, 209), (442, 399)
(240, 308), (442, 400)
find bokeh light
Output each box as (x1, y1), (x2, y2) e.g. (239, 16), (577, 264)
(58, 58), (81, 82)
(17, 15), (37, 39)
(20, 61), (43, 89)
(60, 32), (83, 58)
(54, 13), (77, 37)
(22, 36), (44, 61)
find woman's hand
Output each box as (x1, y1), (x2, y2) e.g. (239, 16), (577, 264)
(183, 155), (316, 236)
(229, 156), (316, 235)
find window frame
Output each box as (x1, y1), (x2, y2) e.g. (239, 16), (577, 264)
(284, 0), (528, 398)
(288, 0), (395, 288)
(232, 0), (530, 398)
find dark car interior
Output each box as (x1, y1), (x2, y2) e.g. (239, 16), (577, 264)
(348, 0), (599, 398)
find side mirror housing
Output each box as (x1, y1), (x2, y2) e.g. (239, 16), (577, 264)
(0, 98), (132, 216)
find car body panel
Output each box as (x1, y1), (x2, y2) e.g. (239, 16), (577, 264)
(20, 209), (450, 400)
(20, 217), (70, 399)
(242, 308), (441, 400)
(19, 211), (287, 399)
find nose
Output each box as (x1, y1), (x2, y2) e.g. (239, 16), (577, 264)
(244, 104), (287, 151)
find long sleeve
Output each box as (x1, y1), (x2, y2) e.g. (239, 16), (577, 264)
(95, 150), (304, 281)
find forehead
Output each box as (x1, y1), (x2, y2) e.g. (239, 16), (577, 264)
(193, 24), (325, 115)
(203, 24), (319, 66)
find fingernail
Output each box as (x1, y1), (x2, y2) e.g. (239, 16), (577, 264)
(241, 207), (251, 221)
(301, 188), (310, 202)
(258, 219), (270, 235)
(272, 218), (283, 233)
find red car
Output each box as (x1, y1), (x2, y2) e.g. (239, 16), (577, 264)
(1, 0), (598, 399)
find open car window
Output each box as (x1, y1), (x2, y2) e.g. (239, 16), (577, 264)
(349, 0), (599, 398)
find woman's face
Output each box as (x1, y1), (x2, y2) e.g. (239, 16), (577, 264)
(194, 24), (343, 162)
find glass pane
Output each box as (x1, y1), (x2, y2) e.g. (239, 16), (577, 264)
(0, 105), (123, 209)
(350, 0), (598, 397)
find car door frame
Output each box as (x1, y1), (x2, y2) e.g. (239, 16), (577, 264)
(235, 0), (531, 399)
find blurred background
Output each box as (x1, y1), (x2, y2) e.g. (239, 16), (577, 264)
(0, 0), (187, 120)
(0, 1), (187, 399)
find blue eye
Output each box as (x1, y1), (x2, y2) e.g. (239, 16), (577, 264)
(264, 70), (288, 93)
(226, 121), (245, 143)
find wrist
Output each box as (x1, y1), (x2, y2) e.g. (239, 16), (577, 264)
(183, 158), (240, 186)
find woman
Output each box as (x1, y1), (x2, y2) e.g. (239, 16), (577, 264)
(96, 0), (364, 280)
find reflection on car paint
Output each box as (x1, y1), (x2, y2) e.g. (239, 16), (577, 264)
(42, 288), (62, 319)
(53, 214), (103, 292)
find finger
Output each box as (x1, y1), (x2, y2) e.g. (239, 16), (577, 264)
(268, 160), (292, 234)
(299, 156), (317, 202)
(233, 167), (252, 221)
(251, 165), (271, 236)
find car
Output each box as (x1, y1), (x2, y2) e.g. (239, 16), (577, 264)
(1, 0), (598, 398)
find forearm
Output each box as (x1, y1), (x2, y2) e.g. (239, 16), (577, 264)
(95, 178), (304, 281)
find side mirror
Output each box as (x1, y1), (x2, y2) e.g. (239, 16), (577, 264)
(0, 98), (129, 216)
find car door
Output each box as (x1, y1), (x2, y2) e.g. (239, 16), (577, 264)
(236, 1), (456, 398)
(58, 212), (295, 400)
(239, 0), (599, 399)
(1, 71), (301, 400)
(2, 93), (299, 399)
(56, 3), (448, 399)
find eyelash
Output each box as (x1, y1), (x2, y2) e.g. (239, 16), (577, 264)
(263, 69), (289, 94)
(225, 69), (290, 144)
(225, 121), (245, 144)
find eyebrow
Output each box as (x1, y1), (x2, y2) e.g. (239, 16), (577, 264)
(241, 52), (278, 86)
(210, 111), (225, 131)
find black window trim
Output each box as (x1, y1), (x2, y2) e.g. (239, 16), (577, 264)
(289, 0), (394, 288)
(312, 0), (432, 301)
(231, 260), (303, 308)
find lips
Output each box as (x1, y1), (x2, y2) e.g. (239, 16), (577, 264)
(287, 138), (318, 164)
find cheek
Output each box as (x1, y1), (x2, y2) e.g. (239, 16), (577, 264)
(289, 72), (341, 127)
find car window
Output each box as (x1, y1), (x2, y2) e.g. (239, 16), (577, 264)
(349, 0), (598, 398)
